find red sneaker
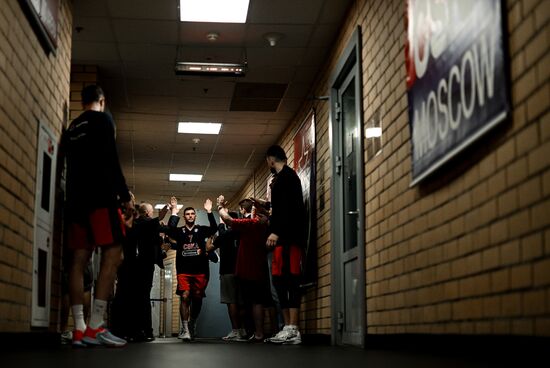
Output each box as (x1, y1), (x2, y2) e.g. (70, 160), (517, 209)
(72, 329), (86, 348)
(83, 326), (127, 347)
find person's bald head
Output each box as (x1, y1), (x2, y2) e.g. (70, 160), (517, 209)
(138, 203), (154, 218)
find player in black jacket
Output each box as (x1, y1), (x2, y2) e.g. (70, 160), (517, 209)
(264, 145), (306, 345)
(61, 85), (132, 348)
(166, 197), (217, 341)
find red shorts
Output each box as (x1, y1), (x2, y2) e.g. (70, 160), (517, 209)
(177, 274), (208, 298)
(68, 208), (126, 250)
(271, 244), (302, 277)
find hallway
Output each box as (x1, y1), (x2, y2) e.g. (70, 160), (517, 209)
(1, 0), (550, 361)
(1, 338), (511, 368)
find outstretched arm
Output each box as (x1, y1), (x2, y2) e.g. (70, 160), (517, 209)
(170, 196), (179, 216)
(216, 195), (233, 225)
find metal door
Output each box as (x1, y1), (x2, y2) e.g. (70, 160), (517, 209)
(330, 28), (365, 347)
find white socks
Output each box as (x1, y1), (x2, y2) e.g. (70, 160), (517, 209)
(182, 320), (189, 332)
(89, 299), (108, 329)
(72, 304), (86, 332)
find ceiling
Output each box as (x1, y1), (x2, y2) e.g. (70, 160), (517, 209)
(71, 0), (352, 209)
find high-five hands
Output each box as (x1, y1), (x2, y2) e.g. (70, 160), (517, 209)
(204, 198), (213, 213)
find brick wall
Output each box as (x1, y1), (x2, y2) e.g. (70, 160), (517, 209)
(69, 65), (98, 120)
(0, 0), (72, 332)
(233, 0), (550, 337)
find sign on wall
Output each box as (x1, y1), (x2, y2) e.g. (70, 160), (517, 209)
(405, 0), (510, 185)
(293, 111), (317, 287)
(19, 0), (59, 54)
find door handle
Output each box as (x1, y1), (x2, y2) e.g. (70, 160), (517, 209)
(347, 211), (358, 215)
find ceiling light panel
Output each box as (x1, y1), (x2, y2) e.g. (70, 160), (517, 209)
(175, 62), (247, 77)
(178, 122), (222, 134)
(180, 0), (250, 23)
(169, 174), (203, 182)
(155, 204), (183, 210)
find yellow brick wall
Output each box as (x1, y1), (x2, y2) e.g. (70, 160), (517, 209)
(233, 0), (550, 337)
(69, 65), (98, 120)
(0, 0), (72, 332)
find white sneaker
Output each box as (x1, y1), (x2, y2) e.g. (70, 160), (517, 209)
(222, 330), (239, 341)
(265, 325), (293, 343)
(282, 329), (302, 345)
(178, 327), (191, 341)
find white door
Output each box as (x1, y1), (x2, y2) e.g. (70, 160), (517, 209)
(163, 260), (174, 336)
(31, 122), (58, 327)
(150, 265), (162, 336)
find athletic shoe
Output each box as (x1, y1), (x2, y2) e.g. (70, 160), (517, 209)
(61, 330), (73, 344)
(82, 326), (127, 347)
(282, 329), (302, 345)
(188, 319), (196, 340)
(72, 329), (86, 348)
(222, 329), (247, 342)
(248, 334), (264, 343)
(265, 325), (291, 343)
(179, 329), (191, 341)
(177, 327), (185, 339)
(265, 326), (301, 344)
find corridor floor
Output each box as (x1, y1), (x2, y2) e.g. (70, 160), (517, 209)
(1, 337), (523, 368)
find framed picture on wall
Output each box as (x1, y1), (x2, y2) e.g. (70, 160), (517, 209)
(292, 110), (317, 288)
(19, 0), (59, 54)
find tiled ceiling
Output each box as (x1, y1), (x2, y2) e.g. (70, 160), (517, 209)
(71, 0), (352, 209)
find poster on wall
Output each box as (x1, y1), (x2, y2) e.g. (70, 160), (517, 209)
(405, 0), (510, 185)
(293, 111), (317, 287)
(19, 0), (59, 54)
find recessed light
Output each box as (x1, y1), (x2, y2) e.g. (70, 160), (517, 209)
(169, 174), (203, 182)
(180, 0), (250, 23)
(178, 122), (221, 134)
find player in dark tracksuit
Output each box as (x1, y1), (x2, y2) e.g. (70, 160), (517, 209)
(166, 197), (217, 341)
(264, 145), (306, 345)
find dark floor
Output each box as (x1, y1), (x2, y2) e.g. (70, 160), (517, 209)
(2, 337), (535, 368)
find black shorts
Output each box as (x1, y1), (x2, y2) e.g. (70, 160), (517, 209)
(238, 277), (273, 306)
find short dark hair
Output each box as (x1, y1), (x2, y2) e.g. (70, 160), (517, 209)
(266, 145), (287, 162)
(238, 199), (253, 213)
(183, 207), (195, 214)
(81, 85), (105, 105)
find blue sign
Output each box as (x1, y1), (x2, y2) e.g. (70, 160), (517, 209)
(405, 0), (510, 185)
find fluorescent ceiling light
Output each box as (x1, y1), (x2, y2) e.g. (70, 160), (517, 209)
(180, 0), (250, 23)
(169, 174), (203, 182)
(365, 127), (382, 138)
(155, 204), (183, 210)
(178, 122), (222, 134)
(175, 62), (246, 77)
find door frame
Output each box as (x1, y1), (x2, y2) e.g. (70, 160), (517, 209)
(329, 26), (365, 347)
